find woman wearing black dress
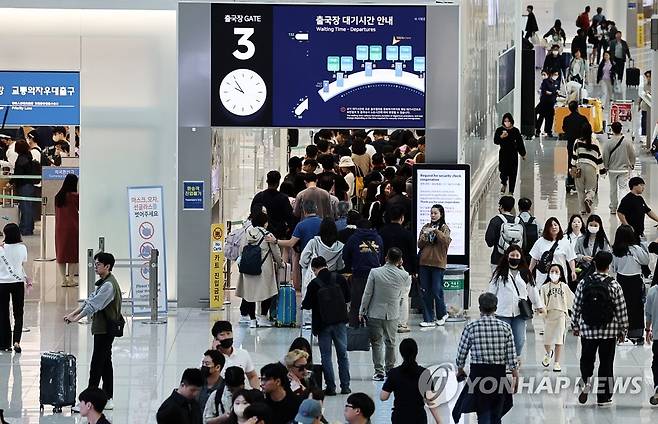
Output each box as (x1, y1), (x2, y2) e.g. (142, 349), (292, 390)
(494, 113), (526, 196)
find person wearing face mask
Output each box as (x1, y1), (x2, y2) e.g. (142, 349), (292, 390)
(536, 69), (560, 138)
(574, 215), (611, 290)
(157, 368), (204, 424)
(224, 389), (266, 424)
(543, 20), (566, 51)
(488, 245), (544, 368)
(540, 264), (574, 372)
(529, 217), (578, 288)
(493, 113), (526, 196)
(210, 321), (260, 390)
(542, 45), (563, 75)
(198, 350), (226, 415)
(204, 366), (245, 424)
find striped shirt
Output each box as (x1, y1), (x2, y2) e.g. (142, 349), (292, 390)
(571, 136), (605, 173)
(456, 315), (517, 369)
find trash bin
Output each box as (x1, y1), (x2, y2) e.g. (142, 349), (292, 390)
(443, 265), (469, 322)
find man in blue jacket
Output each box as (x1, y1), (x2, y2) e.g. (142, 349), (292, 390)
(343, 220), (383, 327)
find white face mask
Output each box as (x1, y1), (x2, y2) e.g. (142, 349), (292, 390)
(551, 75), (559, 80)
(588, 225), (599, 234)
(549, 273), (561, 282)
(234, 404), (247, 418)
(552, 51), (559, 56)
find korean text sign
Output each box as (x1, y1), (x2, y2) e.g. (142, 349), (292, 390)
(209, 224), (225, 308)
(183, 181), (204, 210)
(127, 186), (168, 315)
(0, 71), (80, 125)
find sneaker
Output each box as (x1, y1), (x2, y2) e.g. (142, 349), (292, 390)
(72, 403), (81, 413)
(500, 184), (507, 194)
(256, 316), (273, 327)
(584, 198), (592, 214)
(249, 319), (258, 328)
(578, 383), (591, 404)
(397, 325), (411, 333)
(618, 338), (636, 347)
(239, 315), (250, 325)
(552, 362), (561, 372)
(341, 388), (352, 395)
(597, 398), (613, 407)
(419, 321), (436, 328)
(542, 350), (553, 368)
(372, 373), (385, 381)
(302, 324), (313, 330)
(105, 399), (114, 410)
(324, 388), (337, 396)
(649, 391), (658, 405)
(435, 317), (446, 326)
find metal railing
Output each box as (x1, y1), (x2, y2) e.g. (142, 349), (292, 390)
(88, 237), (166, 324)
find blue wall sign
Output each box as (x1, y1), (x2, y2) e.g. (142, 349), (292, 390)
(42, 167), (79, 181)
(183, 181), (204, 210)
(0, 71), (80, 125)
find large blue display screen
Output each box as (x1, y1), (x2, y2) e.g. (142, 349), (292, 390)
(0, 71), (80, 125)
(211, 4), (426, 128)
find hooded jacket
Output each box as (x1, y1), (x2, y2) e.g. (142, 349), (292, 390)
(342, 228), (384, 278)
(300, 236), (345, 272)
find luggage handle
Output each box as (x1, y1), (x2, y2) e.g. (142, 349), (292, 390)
(628, 59), (635, 68)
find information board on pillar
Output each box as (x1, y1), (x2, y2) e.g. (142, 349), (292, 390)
(127, 186), (168, 315)
(414, 167), (468, 258)
(211, 4), (426, 128)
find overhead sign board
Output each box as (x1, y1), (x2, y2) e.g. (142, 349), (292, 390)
(0, 71), (80, 125)
(211, 4), (426, 128)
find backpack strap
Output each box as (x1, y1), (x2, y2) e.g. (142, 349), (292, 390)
(214, 380), (227, 415)
(608, 136), (624, 159)
(364, 240), (378, 255)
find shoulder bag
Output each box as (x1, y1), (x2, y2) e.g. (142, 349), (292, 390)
(512, 276), (534, 320)
(536, 240), (559, 274)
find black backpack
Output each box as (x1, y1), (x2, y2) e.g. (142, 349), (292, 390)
(212, 380), (227, 415)
(238, 230), (271, 276)
(519, 216), (538, 258)
(31, 147), (52, 166)
(316, 273), (348, 325)
(581, 276), (615, 328)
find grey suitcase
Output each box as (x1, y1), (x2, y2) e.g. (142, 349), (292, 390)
(39, 351), (77, 413)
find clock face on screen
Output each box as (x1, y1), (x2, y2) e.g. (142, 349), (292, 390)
(219, 69), (267, 116)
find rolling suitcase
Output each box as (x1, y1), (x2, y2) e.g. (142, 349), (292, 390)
(626, 59), (640, 87)
(275, 283), (297, 327)
(40, 351), (77, 412)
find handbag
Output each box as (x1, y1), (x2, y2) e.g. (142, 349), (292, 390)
(347, 323), (370, 352)
(536, 241), (559, 274)
(512, 279), (534, 320)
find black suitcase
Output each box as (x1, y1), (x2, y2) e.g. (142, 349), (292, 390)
(626, 60), (640, 87)
(40, 351), (77, 412)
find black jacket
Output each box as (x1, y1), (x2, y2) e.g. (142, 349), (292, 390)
(608, 39), (631, 61)
(571, 35), (587, 57)
(563, 111), (589, 143)
(156, 390), (202, 424)
(493, 126), (526, 172)
(525, 12), (538, 33)
(596, 59), (617, 84)
(378, 222), (417, 273)
(301, 268), (350, 335)
(542, 54), (562, 75)
(13, 153), (36, 187)
(250, 188), (295, 239)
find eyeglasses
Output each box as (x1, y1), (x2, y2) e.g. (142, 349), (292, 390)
(345, 404), (355, 409)
(94, 262), (104, 268)
(293, 364), (308, 372)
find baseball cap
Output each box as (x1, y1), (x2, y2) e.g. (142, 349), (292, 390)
(294, 399), (322, 424)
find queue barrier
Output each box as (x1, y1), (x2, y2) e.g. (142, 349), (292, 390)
(0, 174), (54, 262)
(88, 236), (165, 324)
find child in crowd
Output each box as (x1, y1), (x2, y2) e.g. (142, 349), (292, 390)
(540, 264), (574, 372)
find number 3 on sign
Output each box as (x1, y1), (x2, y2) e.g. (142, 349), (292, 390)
(233, 28), (255, 60)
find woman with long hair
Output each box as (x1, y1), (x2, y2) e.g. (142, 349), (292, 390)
(597, 51), (616, 109)
(0, 223), (30, 353)
(529, 217), (578, 287)
(565, 214), (585, 250)
(574, 214), (611, 286)
(362, 181), (387, 230)
(539, 264), (573, 372)
(300, 218), (344, 328)
(380, 338), (442, 423)
(55, 173), (79, 287)
(493, 113), (526, 196)
(12, 140), (37, 236)
(488, 245), (544, 364)
(612, 224), (649, 345)
(417, 204), (451, 327)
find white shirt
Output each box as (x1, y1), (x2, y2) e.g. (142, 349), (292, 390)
(343, 172), (355, 197)
(530, 237), (576, 284)
(0, 243), (27, 284)
(6, 143), (17, 167)
(221, 346), (255, 378)
(365, 144), (377, 157)
(488, 271), (543, 317)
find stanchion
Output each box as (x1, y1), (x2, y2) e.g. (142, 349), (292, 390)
(142, 249), (166, 325)
(86, 248), (95, 296)
(32, 197), (55, 262)
(223, 220), (232, 306)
